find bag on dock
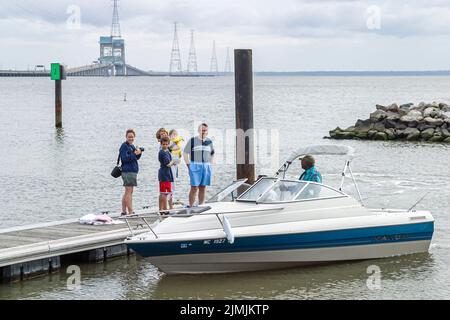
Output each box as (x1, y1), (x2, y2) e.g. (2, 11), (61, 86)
(111, 154), (122, 178)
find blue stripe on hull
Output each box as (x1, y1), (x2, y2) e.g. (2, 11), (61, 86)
(128, 222), (434, 258)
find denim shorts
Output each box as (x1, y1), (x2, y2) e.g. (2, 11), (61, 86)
(122, 172), (137, 187)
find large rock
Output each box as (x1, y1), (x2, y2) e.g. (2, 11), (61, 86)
(354, 131), (368, 139)
(406, 109), (423, 119)
(439, 103), (449, 111)
(423, 107), (434, 117)
(411, 102), (427, 112)
(399, 103), (412, 116)
(395, 122), (407, 130)
(373, 132), (388, 140)
(424, 117), (444, 127)
(375, 104), (387, 112)
(400, 115), (414, 123)
(370, 110), (388, 121)
(368, 130), (378, 139)
(408, 121), (419, 128)
(418, 123), (435, 131)
(385, 128), (396, 140)
(386, 112), (401, 121)
(373, 122), (386, 132)
(431, 101), (440, 108)
(423, 107), (442, 118)
(329, 127), (345, 137)
(345, 126), (356, 132)
(400, 113), (422, 127)
(354, 120), (374, 133)
(386, 103), (399, 113)
(420, 128), (435, 140)
(395, 129), (405, 139)
(444, 137), (450, 143)
(332, 131), (355, 140)
(384, 119), (397, 129)
(435, 127), (442, 135)
(400, 111), (423, 126)
(400, 103), (413, 109)
(441, 128), (450, 138)
(429, 134), (444, 142)
(404, 128), (420, 141)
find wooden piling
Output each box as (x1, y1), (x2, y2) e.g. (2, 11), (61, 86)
(234, 49), (256, 184)
(55, 79), (62, 128)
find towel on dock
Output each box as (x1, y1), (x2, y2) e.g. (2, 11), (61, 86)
(79, 214), (123, 225)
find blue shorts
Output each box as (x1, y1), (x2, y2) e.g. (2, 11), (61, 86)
(189, 162), (212, 187)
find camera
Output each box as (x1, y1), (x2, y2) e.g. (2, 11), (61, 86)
(139, 147), (145, 152)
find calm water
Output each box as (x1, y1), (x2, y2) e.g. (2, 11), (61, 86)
(0, 76), (449, 299)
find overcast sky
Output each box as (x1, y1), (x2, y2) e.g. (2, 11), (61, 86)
(1, 0), (450, 71)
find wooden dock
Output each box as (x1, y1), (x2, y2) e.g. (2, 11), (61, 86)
(0, 216), (152, 283)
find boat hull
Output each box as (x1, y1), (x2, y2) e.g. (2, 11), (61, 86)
(146, 240), (431, 274)
(126, 221), (433, 274)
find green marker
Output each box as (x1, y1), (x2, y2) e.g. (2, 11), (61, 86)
(51, 63), (61, 80)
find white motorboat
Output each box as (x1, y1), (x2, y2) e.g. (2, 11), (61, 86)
(123, 145), (434, 274)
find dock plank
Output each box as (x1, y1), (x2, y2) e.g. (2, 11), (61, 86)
(0, 218), (155, 268)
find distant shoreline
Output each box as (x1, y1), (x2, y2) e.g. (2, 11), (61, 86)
(2, 70), (450, 78)
(254, 71), (450, 76)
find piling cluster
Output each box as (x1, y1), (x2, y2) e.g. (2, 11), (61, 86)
(328, 102), (450, 142)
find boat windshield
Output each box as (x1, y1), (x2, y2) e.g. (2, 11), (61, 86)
(207, 179), (249, 203)
(237, 178), (277, 201)
(237, 178), (346, 203)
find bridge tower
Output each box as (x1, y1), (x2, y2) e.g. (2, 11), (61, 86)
(99, 0), (126, 76)
(111, 0), (121, 38)
(169, 22), (183, 74)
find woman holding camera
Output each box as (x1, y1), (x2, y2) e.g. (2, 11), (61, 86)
(120, 129), (143, 216)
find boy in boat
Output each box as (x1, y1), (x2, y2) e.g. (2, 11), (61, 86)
(299, 155), (322, 183)
(158, 136), (176, 212)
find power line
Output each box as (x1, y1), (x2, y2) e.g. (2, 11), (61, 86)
(187, 29), (198, 74)
(169, 22), (182, 74)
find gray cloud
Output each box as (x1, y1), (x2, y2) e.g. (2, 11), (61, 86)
(1, 0), (450, 71)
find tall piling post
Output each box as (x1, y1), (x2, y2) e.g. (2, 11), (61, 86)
(51, 63), (65, 128)
(234, 49), (256, 184)
(55, 79), (62, 128)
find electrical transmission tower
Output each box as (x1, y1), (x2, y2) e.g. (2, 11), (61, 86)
(111, 0), (121, 38)
(224, 47), (232, 73)
(187, 30), (198, 74)
(169, 22), (183, 74)
(210, 40), (219, 75)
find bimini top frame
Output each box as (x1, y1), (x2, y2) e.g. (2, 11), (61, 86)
(274, 144), (363, 204)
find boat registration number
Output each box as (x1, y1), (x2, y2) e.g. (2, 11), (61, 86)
(203, 238), (227, 245)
